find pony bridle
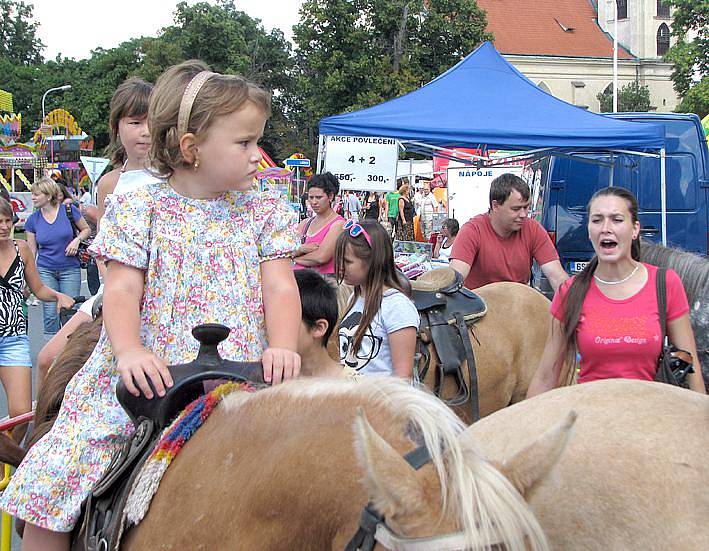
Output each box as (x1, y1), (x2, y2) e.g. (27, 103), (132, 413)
(345, 446), (477, 551)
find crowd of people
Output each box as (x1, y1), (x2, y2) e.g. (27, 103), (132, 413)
(0, 59), (704, 550)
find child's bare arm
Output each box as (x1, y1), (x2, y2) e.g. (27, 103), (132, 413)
(103, 260), (173, 398)
(261, 258), (301, 384)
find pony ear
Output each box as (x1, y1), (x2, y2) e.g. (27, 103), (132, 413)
(354, 409), (425, 517)
(497, 410), (577, 497)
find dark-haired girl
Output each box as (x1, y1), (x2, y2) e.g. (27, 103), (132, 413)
(335, 220), (419, 377)
(293, 172), (345, 275)
(527, 187), (705, 396)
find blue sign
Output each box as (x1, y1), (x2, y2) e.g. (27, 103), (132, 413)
(284, 158), (310, 167)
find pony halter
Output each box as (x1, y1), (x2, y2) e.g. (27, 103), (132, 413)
(177, 70), (218, 137)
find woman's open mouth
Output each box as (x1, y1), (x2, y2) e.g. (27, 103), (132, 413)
(599, 239), (618, 251)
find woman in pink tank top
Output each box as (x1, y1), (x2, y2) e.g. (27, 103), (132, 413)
(293, 173), (345, 275)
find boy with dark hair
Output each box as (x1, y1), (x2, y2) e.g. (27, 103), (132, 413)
(294, 269), (355, 378)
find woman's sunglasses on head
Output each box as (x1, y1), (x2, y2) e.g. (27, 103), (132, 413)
(343, 219), (372, 247)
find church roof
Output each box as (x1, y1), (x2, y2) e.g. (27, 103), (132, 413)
(477, 0), (635, 59)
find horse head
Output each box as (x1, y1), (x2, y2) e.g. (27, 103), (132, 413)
(352, 404), (577, 550)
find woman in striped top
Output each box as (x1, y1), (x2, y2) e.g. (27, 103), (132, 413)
(0, 199), (74, 439)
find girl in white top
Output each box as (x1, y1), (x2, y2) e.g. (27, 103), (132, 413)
(335, 219), (419, 377)
(36, 78), (155, 390)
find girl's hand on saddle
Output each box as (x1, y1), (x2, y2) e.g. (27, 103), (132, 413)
(262, 348), (301, 385)
(116, 347), (174, 399)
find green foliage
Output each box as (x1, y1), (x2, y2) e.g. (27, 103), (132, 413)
(676, 78), (709, 118)
(2, 1), (296, 160)
(292, 0), (491, 155)
(597, 81), (653, 113)
(666, 0), (708, 98)
(0, 0), (44, 65)
(1, 0), (492, 161)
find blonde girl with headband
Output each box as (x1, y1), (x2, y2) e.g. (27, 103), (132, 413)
(1, 61), (301, 550)
(35, 77), (156, 393)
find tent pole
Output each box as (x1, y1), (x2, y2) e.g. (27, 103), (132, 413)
(660, 146), (667, 246)
(316, 134), (325, 174)
(609, 153), (614, 187)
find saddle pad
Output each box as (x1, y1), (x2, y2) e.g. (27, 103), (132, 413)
(121, 381), (258, 529)
(411, 267), (458, 292)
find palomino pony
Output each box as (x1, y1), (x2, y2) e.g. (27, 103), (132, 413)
(333, 280), (551, 424)
(641, 241), (709, 389)
(122, 377), (551, 550)
(467, 378), (709, 549)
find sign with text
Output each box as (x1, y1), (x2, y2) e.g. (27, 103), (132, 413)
(284, 158), (310, 167)
(324, 135), (398, 191)
(447, 165), (524, 224)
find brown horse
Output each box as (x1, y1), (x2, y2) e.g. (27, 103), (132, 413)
(122, 377), (552, 550)
(0, 317), (103, 468)
(334, 279), (551, 424)
(467, 379), (709, 549)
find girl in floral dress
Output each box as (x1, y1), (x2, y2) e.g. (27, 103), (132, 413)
(0, 61), (301, 550)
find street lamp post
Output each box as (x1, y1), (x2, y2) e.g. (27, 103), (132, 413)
(41, 84), (71, 120)
(41, 85), (71, 173)
(610, 1), (618, 112)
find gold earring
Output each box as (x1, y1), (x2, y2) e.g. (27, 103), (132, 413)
(193, 159), (200, 170)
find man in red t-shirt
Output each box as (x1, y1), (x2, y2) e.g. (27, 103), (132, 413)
(449, 173), (568, 290)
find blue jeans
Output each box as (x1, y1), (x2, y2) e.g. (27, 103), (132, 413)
(37, 266), (81, 336)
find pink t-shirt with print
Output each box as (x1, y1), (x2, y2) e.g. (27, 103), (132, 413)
(551, 263), (689, 383)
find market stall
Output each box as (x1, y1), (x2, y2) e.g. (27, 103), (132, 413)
(319, 41), (669, 244)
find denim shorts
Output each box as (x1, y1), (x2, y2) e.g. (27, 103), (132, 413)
(0, 335), (32, 367)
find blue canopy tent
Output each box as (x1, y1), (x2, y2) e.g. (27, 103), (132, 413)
(318, 41), (669, 241)
(319, 41), (663, 150)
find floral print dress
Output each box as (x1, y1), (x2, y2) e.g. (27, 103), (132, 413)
(0, 181), (297, 531)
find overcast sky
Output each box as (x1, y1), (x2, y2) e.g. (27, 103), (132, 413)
(30, 0), (303, 60)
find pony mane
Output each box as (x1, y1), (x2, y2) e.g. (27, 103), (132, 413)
(223, 378), (547, 551)
(641, 241), (709, 303)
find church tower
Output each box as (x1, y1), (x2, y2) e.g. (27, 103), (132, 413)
(597, 0), (673, 60)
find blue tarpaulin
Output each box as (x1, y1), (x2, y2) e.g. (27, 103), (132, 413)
(319, 42), (664, 151)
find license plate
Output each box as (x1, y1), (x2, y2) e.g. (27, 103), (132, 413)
(569, 261), (589, 273)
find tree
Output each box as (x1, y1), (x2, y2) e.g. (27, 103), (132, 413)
(597, 81), (653, 113)
(148, 1), (296, 158)
(1, 1), (297, 159)
(0, 0), (44, 65)
(292, 0), (491, 154)
(665, 0), (708, 113)
(676, 79), (709, 118)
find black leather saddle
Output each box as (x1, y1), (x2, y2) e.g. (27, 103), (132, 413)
(410, 268), (486, 422)
(74, 323), (264, 551)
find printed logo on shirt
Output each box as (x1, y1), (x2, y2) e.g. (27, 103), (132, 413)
(338, 310), (383, 371)
(581, 309), (656, 346)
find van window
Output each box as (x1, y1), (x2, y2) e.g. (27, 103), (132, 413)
(662, 120), (700, 156)
(564, 156), (613, 210)
(525, 157), (549, 221)
(638, 154), (697, 211)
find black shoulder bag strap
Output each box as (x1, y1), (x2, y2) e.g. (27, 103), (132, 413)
(655, 268), (667, 346)
(65, 204), (80, 239)
(301, 216), (315, 244)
